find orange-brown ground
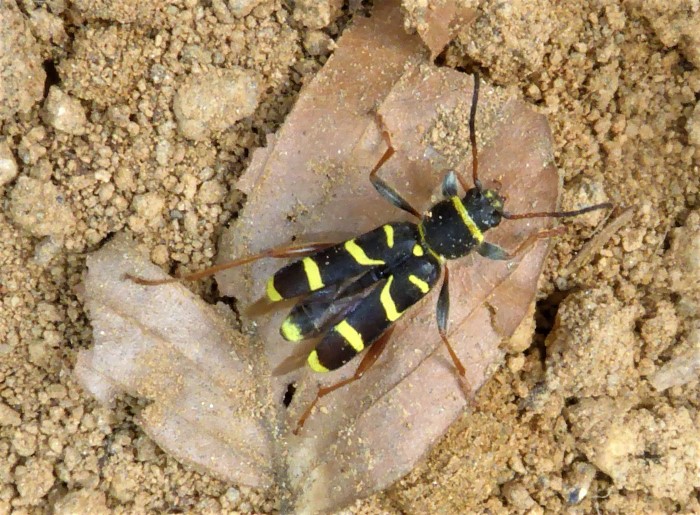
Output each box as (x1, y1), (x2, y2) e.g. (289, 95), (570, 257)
(1, 0), (699, 513)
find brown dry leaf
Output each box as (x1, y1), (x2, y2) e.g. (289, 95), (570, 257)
(217, 1), (557, 512)
(75, 234), (275, 488)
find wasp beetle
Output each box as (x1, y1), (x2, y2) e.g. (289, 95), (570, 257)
(129, 74), (612, 433)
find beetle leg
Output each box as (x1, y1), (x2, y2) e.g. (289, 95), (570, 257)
(293, 326), (395, 435)
(477, 226), (566, 261)
(436, 266), (472, 397)
(125, 241), (336, 286)
(369, 117), (422, 218)
(441, 170), (459, 197)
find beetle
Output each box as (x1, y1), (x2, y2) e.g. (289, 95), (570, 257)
(128, 74), (612, 433)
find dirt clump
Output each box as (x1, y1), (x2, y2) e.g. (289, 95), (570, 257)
(568, 398), (700, 501)
(0, 4), (46, 121)
(41, 87), (88, 136)
(8, 176), (76, 238)
(173, 67), (261, 141)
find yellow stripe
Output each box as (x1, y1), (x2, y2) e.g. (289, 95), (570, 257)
(302, 257), (324, 290)
(412, 244), (424, 256)
(344, 239), (385, 266)
(408, 274), (430, 294)
(334, 320), (364, 352)
(308, 350), (329, 373)
(380, 275), (403, 322)
(266, 277), (283, 302)
(451, 196), (484, 243)
(280, 318), (303, 341)
(383, 224), (394, 248)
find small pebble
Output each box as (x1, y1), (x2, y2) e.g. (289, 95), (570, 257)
(33, 236), (64, 266)
(42, 86), (88, 135)
(293, 0), (342, 29)
(197, 179), (226, 204)
(564, 462), (597, 504)
(173, 67), (260, 141)
(0, 139), (18, 186)
(8, 176), (76, 238)
(132, 191), (165, 221)
(14, 458), (55, 505)
(688, 102), (700, 148)
(53, 489), (109, 515)
(151, 245), (170, 265)
(502, 480), (536, 510)
(304, 30), (335, 56)
(0, 402), (21, 427)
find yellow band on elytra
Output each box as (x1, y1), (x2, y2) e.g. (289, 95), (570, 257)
(380, 275), (403, 322)
(266, 276), (283, 302)
(308, 350), (329, 372)
(408, 274), (430, 294)
(383, 224), (394, 248)
(334, 320), (364, 352)
(302, 257), (324, 290)
(345, 239), (385, 266)
(281, 317), (303, 342)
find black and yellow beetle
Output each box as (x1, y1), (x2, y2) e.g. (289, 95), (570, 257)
(129, 74), (611, 432)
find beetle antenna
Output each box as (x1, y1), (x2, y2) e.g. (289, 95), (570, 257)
(469, 73), (483, 191)
(502, 202), (613, 220)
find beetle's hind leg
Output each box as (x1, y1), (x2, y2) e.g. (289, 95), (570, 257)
(294, 254), (441, 433)
(293, 326), (395, 435)
(125, 241), (336, 286)
(436, 265), (474, 398)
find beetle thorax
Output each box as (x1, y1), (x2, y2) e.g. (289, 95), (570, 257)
(418, 189), (504, 260)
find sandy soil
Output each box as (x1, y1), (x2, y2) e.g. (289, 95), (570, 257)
(1, 0), (699, 513)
